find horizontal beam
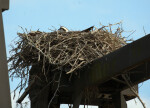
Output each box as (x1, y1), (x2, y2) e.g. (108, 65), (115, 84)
(57, 34), (150, 105)
(72, 34), (150, 90)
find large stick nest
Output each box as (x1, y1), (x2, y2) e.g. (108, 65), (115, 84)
(8, 23), (130, 93)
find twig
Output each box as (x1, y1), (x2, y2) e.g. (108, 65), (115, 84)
(17, 79), (35, 103)
(48, 71), (62, 108)
(122, 75), (146, 108)
(8, 23), (127, 97)
(66, 61), (85, 74)
(143, 26), (147, 35)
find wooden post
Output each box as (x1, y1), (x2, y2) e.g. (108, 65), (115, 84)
(29, 65), (61, 108)
(0, 0), (11, 108)
(28, 65), (49, 108)
(112, 92), (127, 108)
(72, 92), (82, 108)
(72, 79), (83, 108)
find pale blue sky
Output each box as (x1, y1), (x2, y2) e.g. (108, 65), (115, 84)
(2, 0), (150, 108)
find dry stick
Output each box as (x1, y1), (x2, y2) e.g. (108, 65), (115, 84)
(17, 79), (35, 103)
(61, 43), (85, 70)
(143, 26), (147, 35)
(48, 70), (62, 108)
(9, 25), (127, 99)
(50, 36), (79, 50)
(23, 35), (52, 64)
(53, 52), (62, 64)
(122, 75), (146, 108)
(94, 43), (105, 56)
(66, 61), (85, 74)
(27, 36), (69, 65)
(66, 43), (88, 74)
(42, 56), (48, 82)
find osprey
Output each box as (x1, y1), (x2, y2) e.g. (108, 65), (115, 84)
(58, 26), (69, 32)
(82, 26), (94, 32)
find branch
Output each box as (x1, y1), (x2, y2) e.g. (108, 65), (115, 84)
(48, 71), (62, 108)
(17, 79), (35, 103)
(122, 75), (146, 108)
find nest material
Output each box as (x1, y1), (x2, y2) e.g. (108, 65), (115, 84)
(8, 23), (129, 93)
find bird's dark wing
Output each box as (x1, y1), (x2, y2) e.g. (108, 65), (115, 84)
(81, 26), (94, 32)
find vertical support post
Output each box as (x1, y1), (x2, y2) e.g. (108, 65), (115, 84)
(0, 1), (11, 107)
(73, 92), (82, 108)
(72, 79), (83, 108)
(29, 65), (49, 108)
(112, 92), (127, 108)
(98, 105), (101, 108)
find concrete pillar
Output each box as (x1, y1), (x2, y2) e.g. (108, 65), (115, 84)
(0, 0), (11, 108)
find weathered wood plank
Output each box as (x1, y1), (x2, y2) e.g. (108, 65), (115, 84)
(1, 0), (9, 11)
(73, 34), (150, 88)
(0, 6), (11, 108)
